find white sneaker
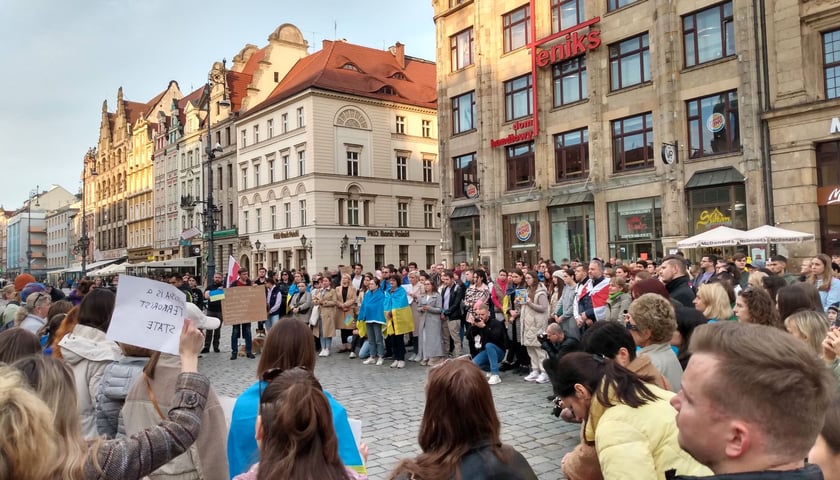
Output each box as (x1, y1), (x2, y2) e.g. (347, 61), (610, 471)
(323, 349), (330, 357)
(397, 360), (405, 369)
(536, 372), (550, 384)
(319, 349), (328, 357)
(390, 360), (399, 368)
(488, 374), (502, 385)
(375, 357), (384, 366)
(349, 352), (356, 359)
(363, 357), (375, 365)
(524, 371), (540, 382)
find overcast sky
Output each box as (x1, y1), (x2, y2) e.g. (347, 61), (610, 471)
(0, 0), (436, 209)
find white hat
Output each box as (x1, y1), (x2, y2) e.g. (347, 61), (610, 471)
(185, 302), (221, 330)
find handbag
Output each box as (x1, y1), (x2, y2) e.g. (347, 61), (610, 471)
(308, 305), (321, 327)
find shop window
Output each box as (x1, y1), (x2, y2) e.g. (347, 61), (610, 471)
(683, 2), (735, 68)
(374, 245), (385, 270)
(504, 74), (532, 121)
(506, 142), (535, 190)
(450, 27), (474, 71)
(607, 197), (663, 262)
(453, 153), (477, 198)
(554, 128), (589, 182)
(551, 0), (584, 33)
(452, 91), (476, 134)
(688, 184), (747, 234)
(824, 29), (840, 100)
(609, 33), (650, 91)
(503, 5), (530, 53)
(687, 90), (740, 158)
(550, 203), (596, 262)
(612, 112), (654, 172)
(553, 57), (587, 106)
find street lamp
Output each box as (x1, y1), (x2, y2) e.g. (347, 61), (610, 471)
(339, 234), (349, 258)
(203, 59), (231, 282)
(79, 147), (98, 277)
(25, 185), (40, 275)
(300, 234), (313, 259)
(253, 239), (266, 268)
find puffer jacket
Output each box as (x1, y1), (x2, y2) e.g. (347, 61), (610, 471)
(95, 356), (148, 438)
(518, 285), (548, 347)
(585, 382), (711, 480)
(59, 323), (124, 439)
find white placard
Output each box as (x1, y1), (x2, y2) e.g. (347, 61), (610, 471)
(348, 417), (362, 447)
(402, 284), (414, 304)
(107, 274), (187, 355)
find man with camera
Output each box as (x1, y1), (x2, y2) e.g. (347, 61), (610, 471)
(469, 303), (507, 385)
(537, 322), (579, 363)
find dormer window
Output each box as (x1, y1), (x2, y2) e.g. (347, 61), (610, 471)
(390, 72), (407, 80)
(378, 85), (397, 95)
(341, 63), (362, 72)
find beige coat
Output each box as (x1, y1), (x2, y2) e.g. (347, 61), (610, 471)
(313, 287), (338, 338)
(518, 285), (549, 347)
(331, 284), (358, 330)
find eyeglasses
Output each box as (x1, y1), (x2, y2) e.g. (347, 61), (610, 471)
(31, 292), (49, 306)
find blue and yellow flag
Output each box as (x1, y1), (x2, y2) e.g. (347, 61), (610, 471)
(384, 285), (414, 336)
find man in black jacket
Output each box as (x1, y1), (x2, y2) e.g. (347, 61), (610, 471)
(469, 303), (507, 385)
(659, 255), (695, 308)
(538, 322), (579, 362)
(202, 271), (224, 353)
(440, 270), (465, 357)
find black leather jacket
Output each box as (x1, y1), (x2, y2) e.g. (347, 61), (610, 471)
(667, 464), (824, 480)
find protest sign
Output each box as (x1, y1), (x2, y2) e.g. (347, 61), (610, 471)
(107, 275), (187, 355)
(221, 286), (268, 325)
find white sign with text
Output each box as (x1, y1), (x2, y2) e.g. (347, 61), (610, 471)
(107, 275), (187, 355)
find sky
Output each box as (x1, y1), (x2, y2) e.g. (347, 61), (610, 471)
(0, 0), (437, 210)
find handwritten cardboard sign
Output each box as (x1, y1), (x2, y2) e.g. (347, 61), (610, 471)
(107, 275), (187, 355)
(221, 286), (267, 325)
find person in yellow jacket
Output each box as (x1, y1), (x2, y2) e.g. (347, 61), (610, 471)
(552, 352), (711, 480)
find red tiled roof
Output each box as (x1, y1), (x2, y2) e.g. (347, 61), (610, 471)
(124, 87), (170, 125)
(247, 40), (436, 117)
(227, 70), (252, 113)
(241, 48), (266, 77)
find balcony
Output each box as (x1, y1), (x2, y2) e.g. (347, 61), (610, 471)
(180, 195), (196, 210)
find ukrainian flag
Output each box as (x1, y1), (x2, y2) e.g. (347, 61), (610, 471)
(384, 285), (414, 336)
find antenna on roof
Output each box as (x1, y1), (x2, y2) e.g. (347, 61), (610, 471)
(334, 20), (337, 40)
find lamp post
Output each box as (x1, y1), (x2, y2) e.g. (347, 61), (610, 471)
(79, 147), (98, 277)
(203, 60), (231, 282)
(339, 234), (349, 259)
(300, 234), (313, 259)
(25, 185), (39, 275)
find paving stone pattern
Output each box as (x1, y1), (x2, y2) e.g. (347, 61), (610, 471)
(201, 326), (579, 479)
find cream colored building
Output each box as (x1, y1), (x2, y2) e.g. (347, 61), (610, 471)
(46, 202), (79, 271)
(433, 0), (769, 268)
(236, 40), (439, 272)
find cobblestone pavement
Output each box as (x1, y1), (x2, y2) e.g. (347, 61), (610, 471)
(201, 325), (579, 479)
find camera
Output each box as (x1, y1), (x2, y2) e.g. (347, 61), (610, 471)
(551, 396), (562, 418)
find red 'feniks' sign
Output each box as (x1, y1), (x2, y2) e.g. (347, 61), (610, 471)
(489, 16), (602, 148)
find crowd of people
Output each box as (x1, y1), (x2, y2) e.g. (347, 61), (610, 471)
(3, 249), (840, 479)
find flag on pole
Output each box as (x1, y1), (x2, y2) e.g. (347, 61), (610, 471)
(226, 256), (240, 288)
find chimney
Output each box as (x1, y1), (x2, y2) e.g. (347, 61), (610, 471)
(393, 42), (405, 69)
(322, 39), (332, 50)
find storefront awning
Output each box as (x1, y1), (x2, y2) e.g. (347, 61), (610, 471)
(685, 167), (744, 189)
(450, 205), (479, 218)
(548, 191), (594, 207)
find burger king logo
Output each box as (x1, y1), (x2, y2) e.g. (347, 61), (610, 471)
(706, 112), (725, 133)
(515, 220), (532, 242)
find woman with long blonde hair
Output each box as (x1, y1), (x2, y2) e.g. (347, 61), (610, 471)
(809, 253), (840, 312)
(784, 310), (830, 357)
(693, 283), (732, 322)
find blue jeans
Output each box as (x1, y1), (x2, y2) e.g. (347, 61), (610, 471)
(266, 313), (280, 330)
(473, 343), (504, 374)
(231, 323), (252, 354)
(367, 322), (385, 358)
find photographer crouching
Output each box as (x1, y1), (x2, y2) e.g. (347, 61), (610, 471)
(469, 303), (507, 385)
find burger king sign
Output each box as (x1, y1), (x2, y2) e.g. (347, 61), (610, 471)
(515, 220), (532, 242)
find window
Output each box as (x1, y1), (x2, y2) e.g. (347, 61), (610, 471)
(609, 33), (650, 91)
(398, 202), (409, 227)
(554, 128), (589, 182)
(506, 142), (535, 190)
(505, 75), (533, 121)
(450, 27), (474, 70)
(348, 199), (360, 225)
(612, 112), (654, 172)
(399, 245), (409, 265)
(422, 120), (431, 138)
(396, 155), (407, 180)
(452, 91), (476, 134)
(255, 208), (262, 232)
(240, 129), (247, 147)
(423, 159), (433, 182)
(267, 119), (274, 138)
(268, 159), (275, 183)
(228, 204), (234, 228)
(825, 29), (840, 99)
(284, 202), (291, 228)
(396, 116), (405, 134)
(243, 210), (250, 234)
(608, 0), (640, 11)
(241, 167), (248, 189)
(553, 57), (587, 106)
(217, 166), (223, 190)
(299, 200), (307, 226)
(253, 125), (260, 143)
(270, 205), (276, 230)
(282, 113), (288, 133)
(683, 2), (735, 68)
(282, 155), (290, 180)
(374, 245), (385, 270)
(424, 204), (434, 228)
(453, 153), (477, 198)
(297, 107), (304, 128)
(503, 5), (530, 53)
(687, 90), (740, 158)
(551, 0), (584, 33)
(254, 163), (261, 186)
(298, 150), (305, 176)
(227, 164), (233, 187)
(347, 151), (360, 176)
